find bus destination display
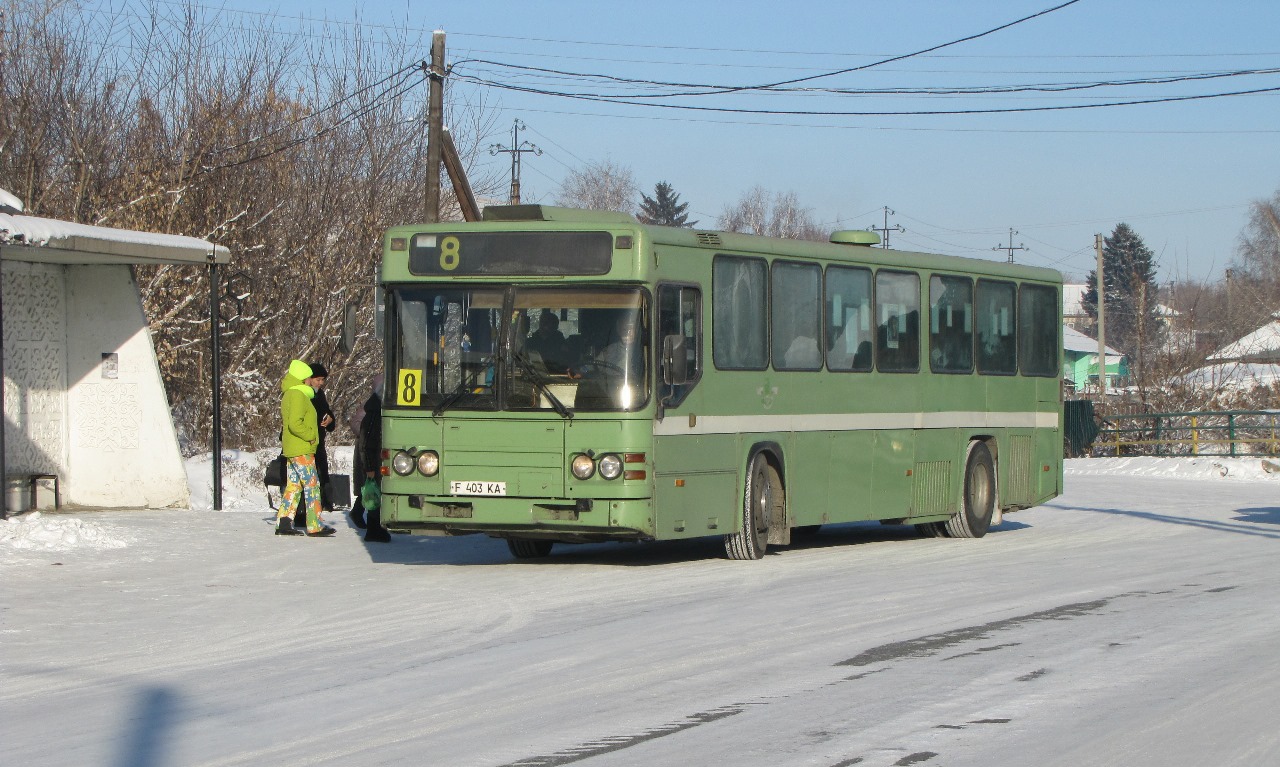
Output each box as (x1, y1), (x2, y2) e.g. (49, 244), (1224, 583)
(408, 231), (614, 276)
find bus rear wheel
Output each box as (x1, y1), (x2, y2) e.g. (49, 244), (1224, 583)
(507, 538), (553, 558)
(725, 453), (777, 560)
(946, 441), (995, 539)
(915, 521), (948, 538)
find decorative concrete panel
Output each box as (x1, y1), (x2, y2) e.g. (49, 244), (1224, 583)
(2, 262), (67, 475)
(72, 383), (142, 452)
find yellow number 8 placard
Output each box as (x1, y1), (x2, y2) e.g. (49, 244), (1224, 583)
(439, 235), (460, 270)
(397, 368), (423, 406)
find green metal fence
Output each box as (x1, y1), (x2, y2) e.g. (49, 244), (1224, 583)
(1095, 410), (1280, 457)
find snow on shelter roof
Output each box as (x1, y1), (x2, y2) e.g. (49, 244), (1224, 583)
(0, 210), (229, 265)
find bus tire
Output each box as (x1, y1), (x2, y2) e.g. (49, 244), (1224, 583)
(946, 441), (995, 539)
(915, 522), (948, 538)
(507, 538), (553, 558)
(725, 453), (776, 560)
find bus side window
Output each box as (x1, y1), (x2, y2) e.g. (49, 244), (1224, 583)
(1019, 284), (1059, 376)
(826, 265), (872, 372)
(772, 261), (822, 371)
(929, 274), (974, 374)
(875, 271), (920, 373)
(658, 284), (702, 408)
(976, 279), (1017, 375)
(713, 256), (767, 369)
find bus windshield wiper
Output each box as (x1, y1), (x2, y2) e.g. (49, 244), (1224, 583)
(432, 356), (494, 417)
(511, 349), (573, 419)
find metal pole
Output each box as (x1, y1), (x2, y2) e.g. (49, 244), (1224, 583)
(1095, 234), (1107, 402)
(210, 260), (222, 511)
(0, 258), (7, 519)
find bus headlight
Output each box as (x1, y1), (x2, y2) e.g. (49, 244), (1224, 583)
(571, 454), (596, 480)
(391, 451), (415, 476)
(598, 453), (623, 480)
(417, 450), (440, 477)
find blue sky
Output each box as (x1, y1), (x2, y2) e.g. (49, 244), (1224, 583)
(115, 1), (1280, 283)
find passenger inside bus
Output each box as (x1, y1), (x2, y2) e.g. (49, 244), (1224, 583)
(525, 309), (569, 373)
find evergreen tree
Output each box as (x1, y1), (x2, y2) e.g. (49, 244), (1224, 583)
(637, 181), (697, 227)
(1082, 222), (1163, 364)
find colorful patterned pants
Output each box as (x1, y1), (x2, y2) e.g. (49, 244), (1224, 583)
(280, 454), (323, 532)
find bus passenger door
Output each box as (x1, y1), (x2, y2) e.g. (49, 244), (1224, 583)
(653, 284), (725, 538)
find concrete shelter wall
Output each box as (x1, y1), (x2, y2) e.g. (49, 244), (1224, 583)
(2, 261), (190, 508)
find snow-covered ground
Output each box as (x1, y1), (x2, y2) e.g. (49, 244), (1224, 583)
(3, 454), (1279, 766)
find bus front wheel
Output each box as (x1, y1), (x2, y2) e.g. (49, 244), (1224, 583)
(946, 441), (995, 539)
(725, 453), (777, 560)
(507, 538), (553, 559)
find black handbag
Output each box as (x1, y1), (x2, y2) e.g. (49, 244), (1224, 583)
(263, 454), (286, 488)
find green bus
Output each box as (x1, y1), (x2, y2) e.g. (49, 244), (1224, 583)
(378, 205), (1062, 560)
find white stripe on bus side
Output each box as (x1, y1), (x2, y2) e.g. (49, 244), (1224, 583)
(652, 410), (1059, 436)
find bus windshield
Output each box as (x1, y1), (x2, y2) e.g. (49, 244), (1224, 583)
(390, 285), (649, 413)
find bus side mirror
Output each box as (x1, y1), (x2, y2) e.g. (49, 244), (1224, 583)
(663, 334), (688, 385)
(339, 302), (357, 354)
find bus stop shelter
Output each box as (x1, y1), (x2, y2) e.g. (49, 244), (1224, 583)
(1, 203), (230, 514)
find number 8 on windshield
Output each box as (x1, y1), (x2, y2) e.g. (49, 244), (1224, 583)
(398, 368), (422, 406)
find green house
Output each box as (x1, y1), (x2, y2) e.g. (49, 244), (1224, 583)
(1063, 324), (1128, 394)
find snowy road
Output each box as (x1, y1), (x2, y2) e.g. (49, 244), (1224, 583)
(3, 460), (1279, 766)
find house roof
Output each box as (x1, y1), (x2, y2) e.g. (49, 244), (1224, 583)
(1206, 315), (1280, 362)
(1178, 361), (1280, 391)
(1063, 323), (1123, 359)
(0, 208), (229, 266)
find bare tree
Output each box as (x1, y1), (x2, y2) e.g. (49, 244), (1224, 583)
(717, 186), (827, 241)
(556, 159), (638, 214)
(1228, 187), (1280, 327)
(2, 0), (505, 451)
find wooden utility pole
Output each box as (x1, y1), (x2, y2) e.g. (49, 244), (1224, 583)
(442, 128), (481, 222)
(1095, 233), (1107, 400)
(424, 30), (445, 223)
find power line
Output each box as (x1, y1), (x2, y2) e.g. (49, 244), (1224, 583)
(450, 1), (1089, 101)
(113, 0), (1280, 62)
(464, 102), (1280, 134)
(453, 70), (1280, 117)
(458, 62), (1280, 99)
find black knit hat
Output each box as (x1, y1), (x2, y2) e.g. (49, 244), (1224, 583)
(308, 362), (329, 377)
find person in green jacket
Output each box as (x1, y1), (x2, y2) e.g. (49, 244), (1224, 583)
(276, 359), (335, 537)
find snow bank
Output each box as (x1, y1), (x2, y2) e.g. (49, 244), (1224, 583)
(184, 445), (354, 511)
(0, 511), (130, 551)
(1066, 455), (1280, 481)
(2, 452), (1274, 554)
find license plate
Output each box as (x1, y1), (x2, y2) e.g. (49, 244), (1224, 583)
(450, 481), (506, 496)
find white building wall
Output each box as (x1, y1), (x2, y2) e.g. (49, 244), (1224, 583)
(3, 261), (190, 508)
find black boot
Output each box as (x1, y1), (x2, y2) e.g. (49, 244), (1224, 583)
(364, 509), (391, 543)
(348, 504), (367, 529)
(275, 517), (302, 536)
(293, 508), (306, 528)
